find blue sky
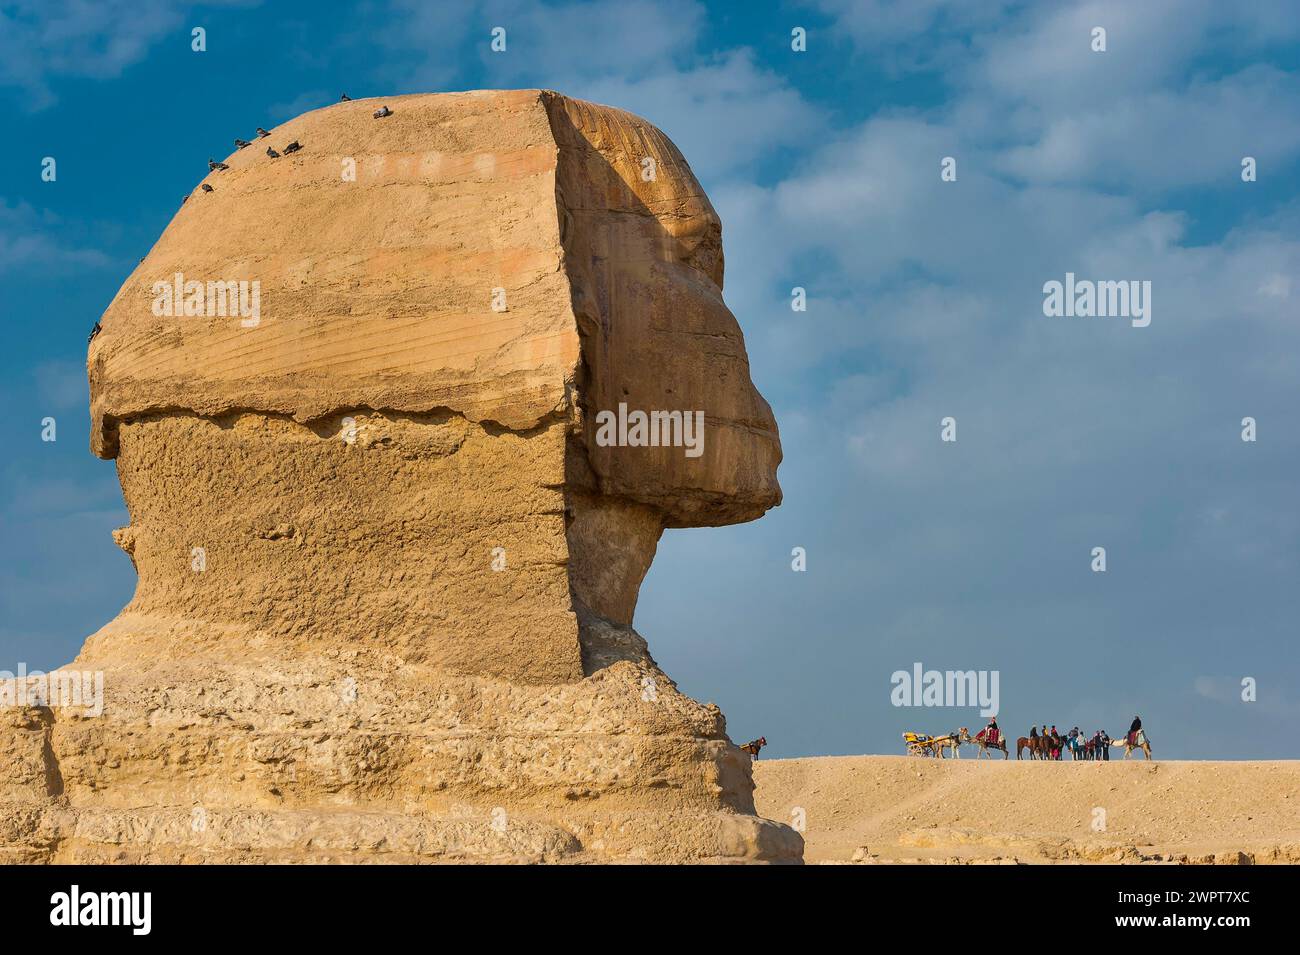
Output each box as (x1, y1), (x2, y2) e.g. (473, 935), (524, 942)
(1, 0), (1297, 758)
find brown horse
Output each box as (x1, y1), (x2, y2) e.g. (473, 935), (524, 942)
(1016, 735), (1045, 760)
(1043, 732), (1064, 760)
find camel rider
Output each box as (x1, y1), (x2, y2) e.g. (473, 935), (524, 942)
(1128, 715), (1142, 746)
(986, 718), (999, 745)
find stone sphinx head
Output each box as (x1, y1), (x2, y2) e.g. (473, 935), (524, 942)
(22, 90), (803, 865)
(86, 90), (781, 684)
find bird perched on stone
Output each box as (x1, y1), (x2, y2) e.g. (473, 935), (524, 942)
(373, 106), (392, 118)
(208, 158), (229, 171)
(256, 127), (271, 138)
(340, 93), (351, 101)
(88, 322), (102, 344)
(283, 140), (302, 154)
(266, 146), (280, 159)
(181, 195), (189, 205)
(234, 138), (251, 149)
(201, 183), (214, 193)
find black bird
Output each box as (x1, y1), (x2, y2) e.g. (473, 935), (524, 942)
(181, 195), (189, 204)
(256, 127), (271, 138)
(208, 158), (229, 171)
(340, 93), (351, 102)
(88, 322), (102, 344)
(283, 140), (302, 154)
(373, 106), (392, 118)
(234, 138), (252, 149)
(201, 183), (214, 193)
(266, 146), (280, 158)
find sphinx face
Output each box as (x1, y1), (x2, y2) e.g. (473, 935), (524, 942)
(545, 92), (782, 530)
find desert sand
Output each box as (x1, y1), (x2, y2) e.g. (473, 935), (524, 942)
(754, 755), (1300, 864)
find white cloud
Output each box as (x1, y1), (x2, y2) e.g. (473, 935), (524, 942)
(384, 0), (703, 89)
(0, 0), (255, 109)
(1000, 66), (1300, 189)
(0, 200), (112, 272)
(571, 51), (825, 181)
(810, 0), (1020, 75)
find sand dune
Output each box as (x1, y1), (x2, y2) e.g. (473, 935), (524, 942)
(753, 755), (1300, 864)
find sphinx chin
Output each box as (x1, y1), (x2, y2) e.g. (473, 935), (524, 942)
(0, 90), (799, 865)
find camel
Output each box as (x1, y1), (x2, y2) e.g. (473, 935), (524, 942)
(960, 727), (1008, 759)
(1111, 730), (1153, 760)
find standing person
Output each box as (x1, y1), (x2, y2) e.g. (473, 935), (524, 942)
(1101, 730), (1111, 761)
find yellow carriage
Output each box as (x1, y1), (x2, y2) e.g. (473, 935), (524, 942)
(904, 730), (959, 758)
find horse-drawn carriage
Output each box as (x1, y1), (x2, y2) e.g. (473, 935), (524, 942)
(903, 731), (938, 757)
(903, 731), (959, 758)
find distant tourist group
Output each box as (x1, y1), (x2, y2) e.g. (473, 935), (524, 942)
(903, 716), (1153, 760)
(1022, 723), (1110, 761)
(1017, 715), (1150, 760)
